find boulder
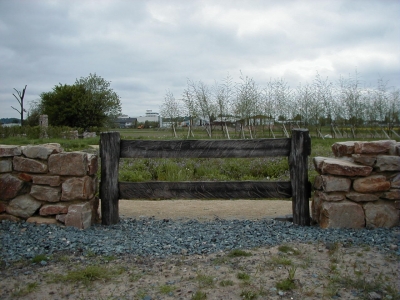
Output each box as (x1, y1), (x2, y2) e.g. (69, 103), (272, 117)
(0, 159), (12, 173)
(354, 140), (396, 154)
(353, 175), (391, 193)
(5, 195), (42, 218)
(0, 145), (21, 157)
(13, 156), (47, 173)
(313, 175), (351, 192)
(364, 202), (399, 228)
(31, 175), (61, 186)
(61, 176), (95, 200)
(22, 143), (62, 160)
(331, 141), (356, 157)
(346, 192), (379, 202)
(319, 201), (365, 229)
(0, 173), (28, 201)
(314, 157), (372, 177)
(375, 155), (400, 172)
(40, 203), (69, 215)
(30, 185), (61, 202)
(65, 202), (92, 229)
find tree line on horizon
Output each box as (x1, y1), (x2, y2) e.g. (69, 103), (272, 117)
(160, 70), (400, 136)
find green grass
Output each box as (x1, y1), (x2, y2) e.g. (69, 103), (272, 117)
(12, 282), (39, 297)
(237, 272), (251, 281)
(31, 254), (49, 264)
(159, 284), (176, 294)
(50, 265), (124, 286)
(196, 273), (215, 288)
(227, 249), (253, 257)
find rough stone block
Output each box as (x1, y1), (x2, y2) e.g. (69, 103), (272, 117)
(26, 216), (60, 225)
(316, 175), (351, 192)
(0, 201), (7, 213)
(48, 152), (88, 176)
(17, 173), (32, 182)
(331, 141), (356, 157)
(22, 143), (62, 160)
(316, 191), (345, 202)
(375, 155), (400, 172)
(0, 159), (12, 173)
(56, 214), (66, 223)
(61, 176), (95, 200)
(351, 154), (376, 166)
(87, 154), (98, 175)
(40, 203), (69, 215)
(319, 201), (365, 229)
(346, 192), (379, 202)
(389, 142), (400, 155)
(314, 157), (372, 177)
(65, 202), (92, 229)
(390, 173), (400, 188)
(30, 185), (61, 202)
(394, 201), (400, 209)
(381, 189), (400, 200)
(0, 145), (21, 157)
(6, 195), (42, 218)
(0, 173), (28, 201)
(13, 156), (47, 173)
(353, 175), (391, 193)
(364, 202), (399, 228)
(354, 140), (396, 154)
(0, 214), (21, 222)
(31, 175), (61, 186)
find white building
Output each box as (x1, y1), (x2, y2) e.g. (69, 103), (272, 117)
(136, 110), (162, 126)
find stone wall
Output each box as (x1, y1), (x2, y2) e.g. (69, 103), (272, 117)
(312, 140), (400, 229)
(0, 144), (99, 229)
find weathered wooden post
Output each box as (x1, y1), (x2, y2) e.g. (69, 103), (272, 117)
(289, 129), (311, 226)
(100, 131), (120, 225)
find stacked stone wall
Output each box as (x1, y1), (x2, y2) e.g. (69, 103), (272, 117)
(0, 143), (99, 229)
(312, 140), (400, 229)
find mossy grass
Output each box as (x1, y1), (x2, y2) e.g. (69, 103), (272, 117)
(196, 273), (215, 288)
(227, 249), (252, 257)
(159, 284), (176, 294)
(192, 290), (207, 300)
(50, 265), (124, 286)
(11, 282), (39, 297)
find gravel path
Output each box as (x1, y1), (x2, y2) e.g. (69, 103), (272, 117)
(1, 218), (399, 265)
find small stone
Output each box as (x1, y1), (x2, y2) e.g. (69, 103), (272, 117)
(368, 291), (382, 300)
(389, 244), (398, 251)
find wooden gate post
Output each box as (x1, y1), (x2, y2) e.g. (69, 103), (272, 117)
(100, 131), (120, 225)
(289, 129), (311, 226)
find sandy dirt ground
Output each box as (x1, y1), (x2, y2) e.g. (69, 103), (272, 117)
(118, 199), (296, 221)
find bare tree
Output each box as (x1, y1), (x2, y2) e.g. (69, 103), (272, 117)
(213, 74), (234, 134)
(11, 85), (27, 126)
(160, 90), (181, 137)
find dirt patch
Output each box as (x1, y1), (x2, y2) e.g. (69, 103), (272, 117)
(118, 199), (297, 221)
(1, 243), (398, 299)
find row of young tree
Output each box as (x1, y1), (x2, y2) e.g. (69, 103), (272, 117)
(160, 71), (400, 136)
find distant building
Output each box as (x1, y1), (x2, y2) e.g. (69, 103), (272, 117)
(136, 110), (162, 127)
(114, 115), (137, 128)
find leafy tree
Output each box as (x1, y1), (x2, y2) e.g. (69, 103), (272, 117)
(39, 73), (121, 129)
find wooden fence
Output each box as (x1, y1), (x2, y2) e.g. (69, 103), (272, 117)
(100, 129), (311, 226)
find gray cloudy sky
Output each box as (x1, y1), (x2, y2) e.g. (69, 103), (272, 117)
(1, 0), (399, 119)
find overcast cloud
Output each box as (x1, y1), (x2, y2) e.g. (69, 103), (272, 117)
(1, 0), (399, 119)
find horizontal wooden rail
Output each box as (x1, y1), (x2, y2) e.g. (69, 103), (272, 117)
(119, 181), (292, 199)
(120, 138), (291, 158)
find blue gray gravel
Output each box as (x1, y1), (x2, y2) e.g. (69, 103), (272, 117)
(1, 218), (399, 264)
